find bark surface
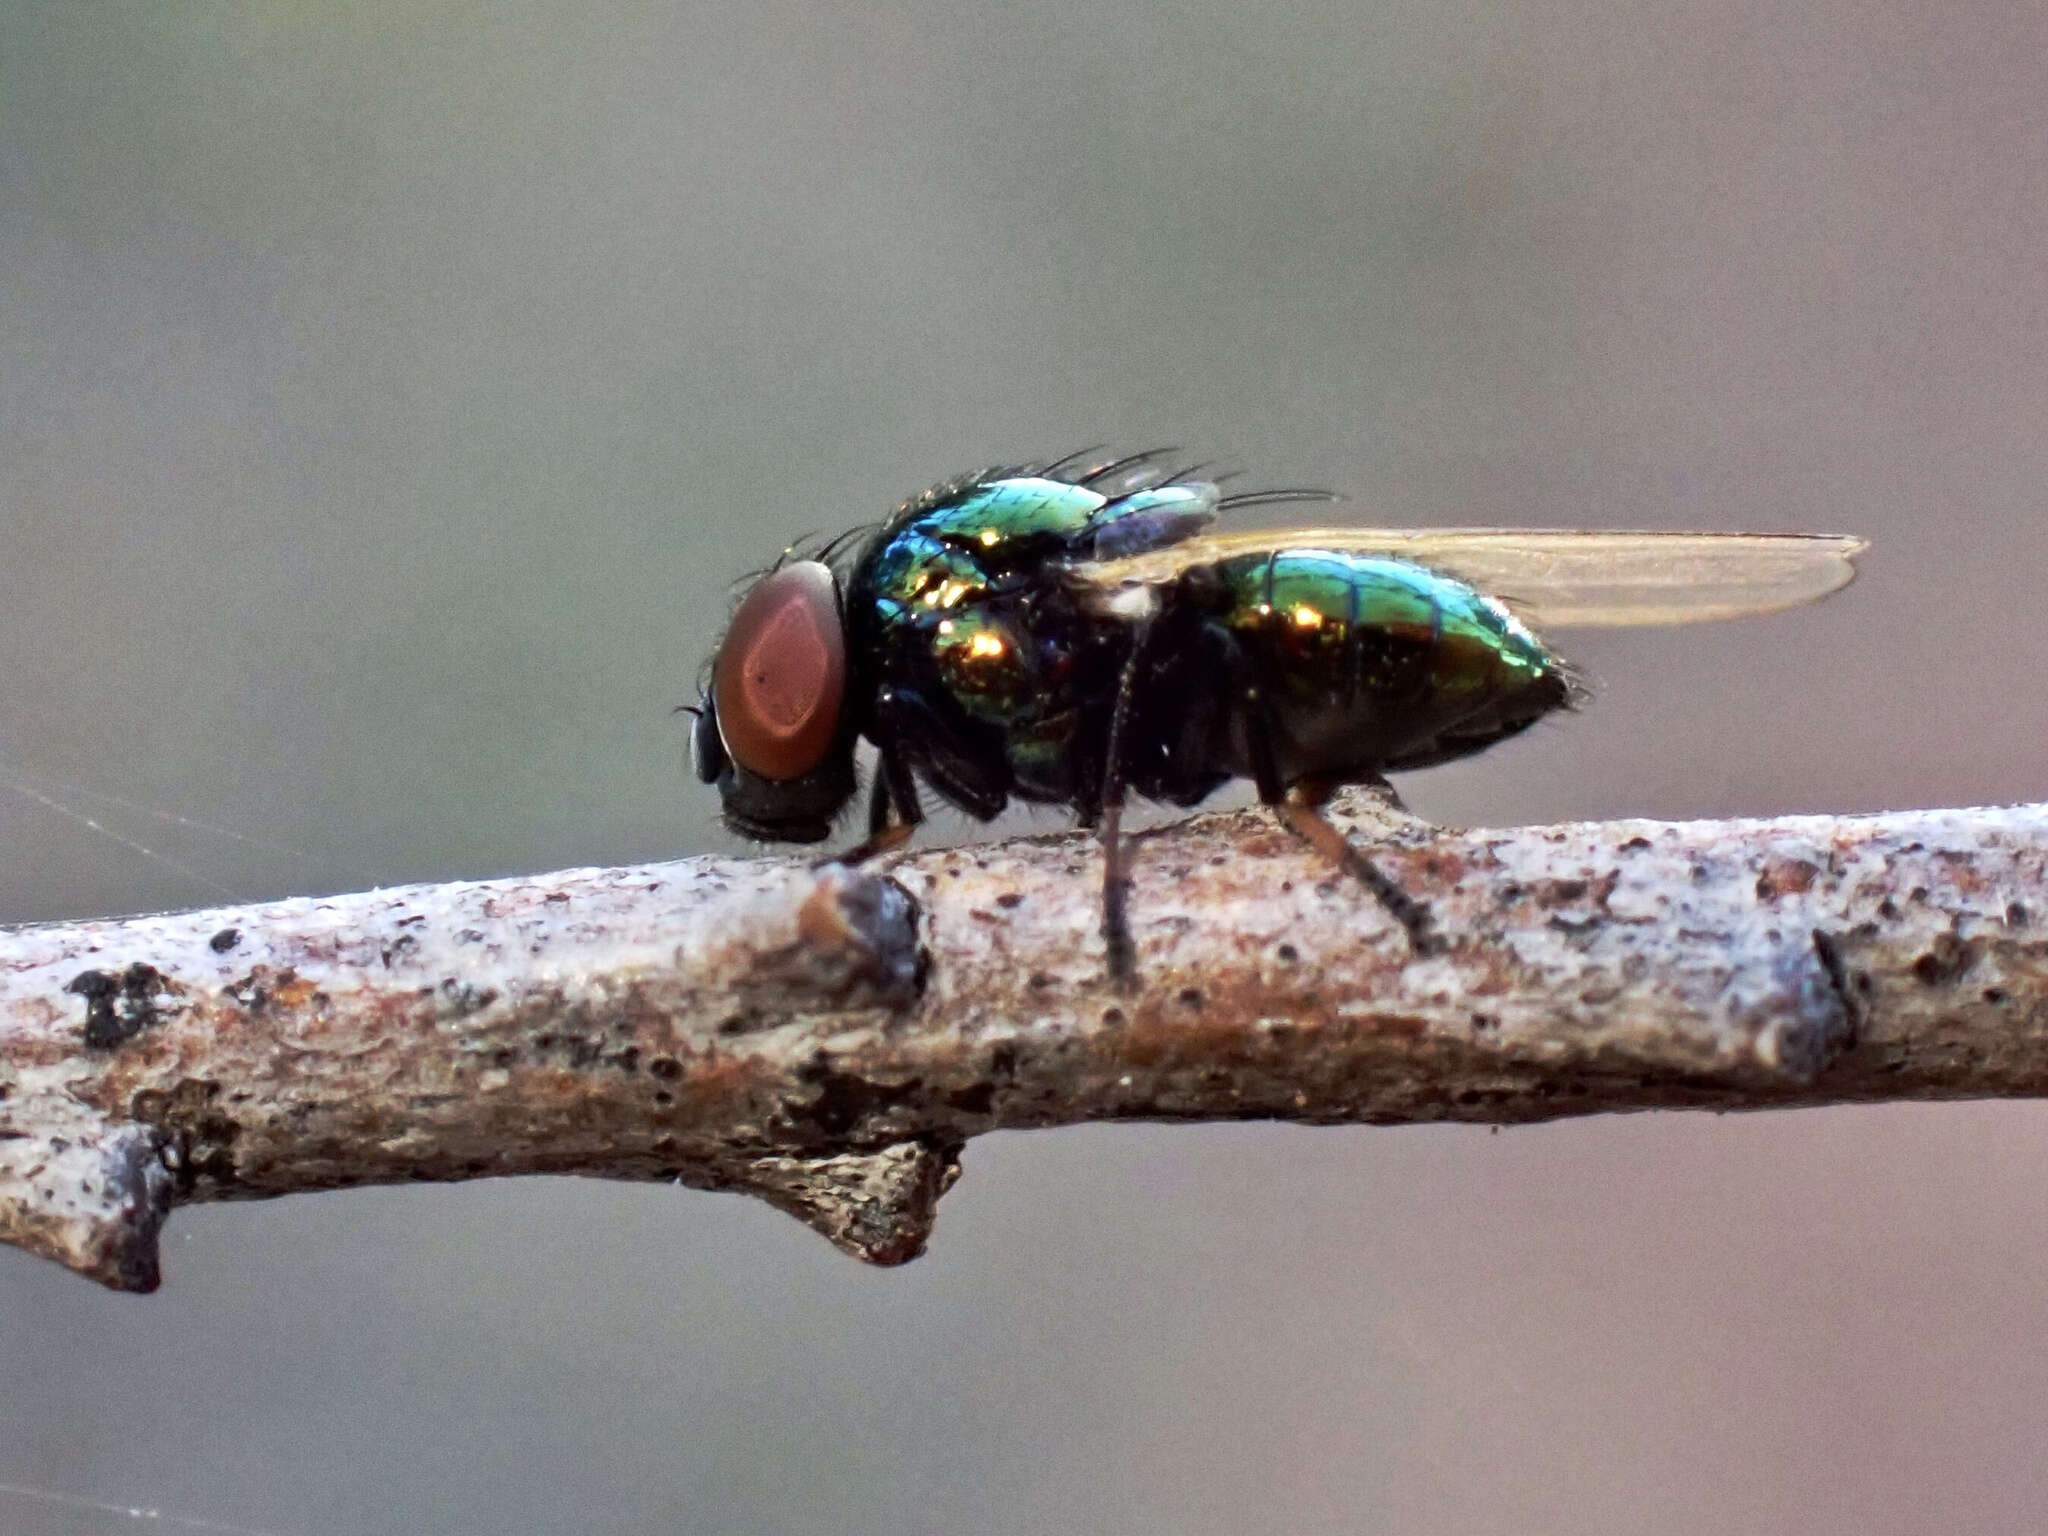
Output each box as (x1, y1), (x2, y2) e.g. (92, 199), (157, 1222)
(4, 790), (2043, 1291)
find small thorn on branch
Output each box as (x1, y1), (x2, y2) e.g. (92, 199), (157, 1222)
(736, 1139), (962, 1266)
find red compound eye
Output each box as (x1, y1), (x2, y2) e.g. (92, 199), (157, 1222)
(712, 561), (846, 781)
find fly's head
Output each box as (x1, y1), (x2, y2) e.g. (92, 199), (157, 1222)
(693, 559), (857, 843)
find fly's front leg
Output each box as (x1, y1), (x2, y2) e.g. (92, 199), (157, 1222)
(1223, 629), (1437, 955)
(817, 743), (923, 868)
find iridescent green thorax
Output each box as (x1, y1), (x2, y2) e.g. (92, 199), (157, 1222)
(862, 478), (1104, 628)
(851, 476), (1127, 802)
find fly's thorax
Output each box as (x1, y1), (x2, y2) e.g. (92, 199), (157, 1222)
(848, 499), (1106, 804)
(908, 476), (1108, 553)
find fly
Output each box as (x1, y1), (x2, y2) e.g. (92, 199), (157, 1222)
(689, 450), (1865, 986)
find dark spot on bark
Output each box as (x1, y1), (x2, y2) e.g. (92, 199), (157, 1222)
(1276, 943), (1299, 964)
(380, 932), (420, 968)
(1911, 934), (1975, 986)
(793, 1059), (923, 1140)
(948, 1082), (996, 1115)
(1178, 988), (1204, 1010)
(990, 1043), (1018, 1079)
(544, 891), (569, 904)
(131, 1080), (238, 1191)
(1620, 836), (1652, 851)
(1908, 887), (1929, 903)
(492, 1047), (518, 1068)
(652, 1133), (679, 1156)
(1754, 859), (1820, 900)
(1546, 878), (1588, 901)
(209, 928), (241, 953)
(438, 978), (499, 1016)
(968, 908), (1000, 924)
(995, 891), (1024, 909)
(649, 1056), (682, 1080)
(70, 963), (171, 1050)
(611, 1046), (641, 1073)
(1027, 971), (1056, 990)
(1471, 1013), (1498, 1033)
(457, 928), (486, 944)
(653, 1090), (674, 1106)
(2008, 902), (2030, 927)
(1983, 988), (2008, 1004)
(1101, 1007), (1126, 1027)
(1879, 897), (1901, 920)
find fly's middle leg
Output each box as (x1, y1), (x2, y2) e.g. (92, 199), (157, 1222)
(1097, 619), (1154, 991)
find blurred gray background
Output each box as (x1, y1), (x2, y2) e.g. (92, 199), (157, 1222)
(3, 1), (2045, 1531)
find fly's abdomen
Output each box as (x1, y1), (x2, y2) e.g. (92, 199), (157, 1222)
(1208, 549), (1573, 781)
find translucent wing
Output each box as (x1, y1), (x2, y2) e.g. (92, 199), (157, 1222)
(1068, 527), (1868, 628)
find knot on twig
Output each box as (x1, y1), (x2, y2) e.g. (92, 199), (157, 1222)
(727, 866), (928, 1028)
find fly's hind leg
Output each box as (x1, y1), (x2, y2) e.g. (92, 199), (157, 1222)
(1272, 778), (1437, 954)
(1226, 641), (1437, 955)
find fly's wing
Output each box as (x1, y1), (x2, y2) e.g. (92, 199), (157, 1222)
(1067, 527), (1868, 628)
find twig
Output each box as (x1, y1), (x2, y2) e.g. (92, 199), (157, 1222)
(4, 787), (2044, 1292)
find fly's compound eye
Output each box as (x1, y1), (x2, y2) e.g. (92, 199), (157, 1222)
(711, 560), (847, 781)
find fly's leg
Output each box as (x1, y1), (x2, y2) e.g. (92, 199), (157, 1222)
(1225, 631), (1437, 955)
(817, 744), (923, 867)
(1273, 778), (1437, 954)
(1097, 620), (1153, 990)
(871, 685), (1010, 822)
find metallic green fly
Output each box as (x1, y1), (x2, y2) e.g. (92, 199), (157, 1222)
(691, 450), (1865, 984)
